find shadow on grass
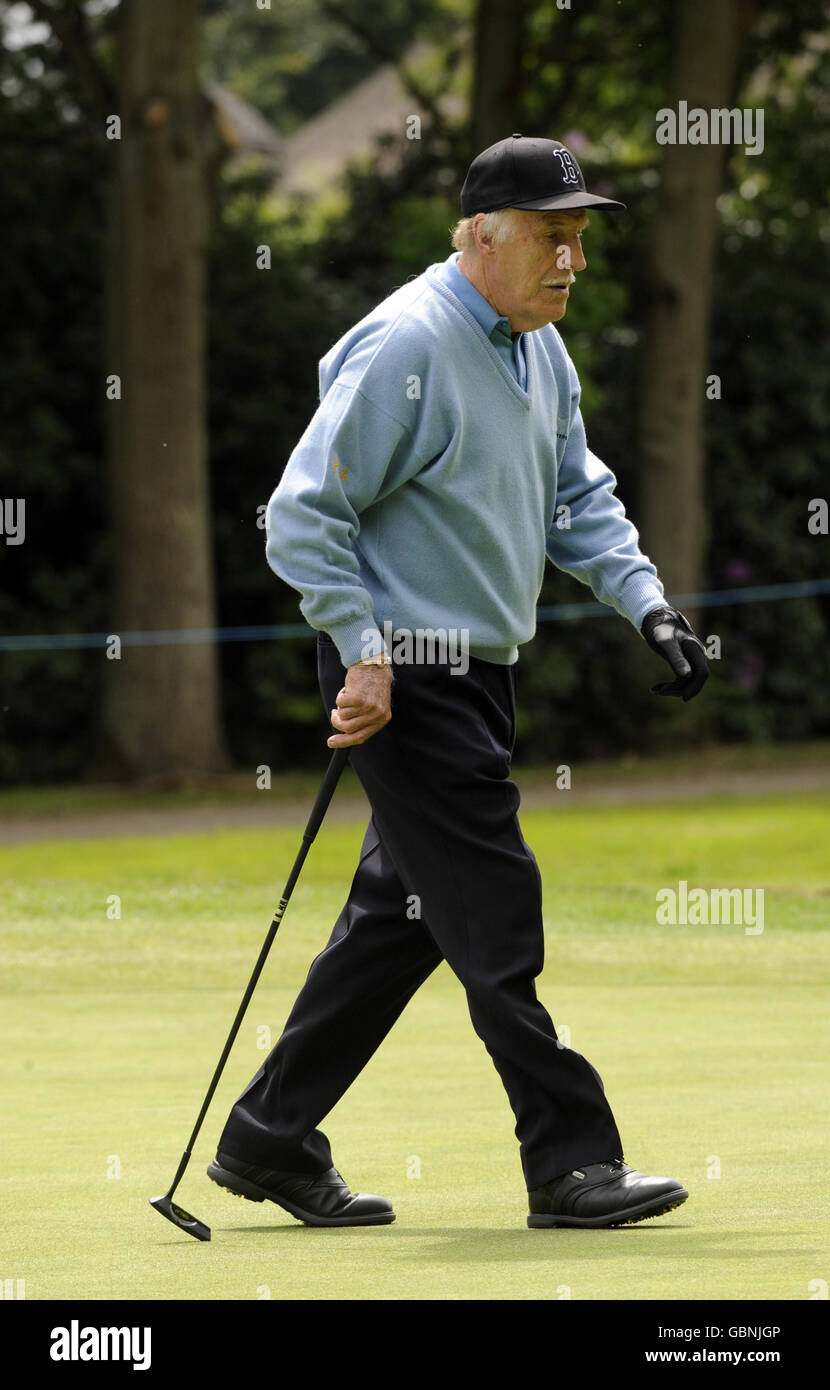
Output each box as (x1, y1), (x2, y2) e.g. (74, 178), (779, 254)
(145, 1222), (826, 1278)
(204, 1223), (821, 1264)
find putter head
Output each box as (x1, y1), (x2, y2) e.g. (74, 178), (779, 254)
(150, 1193), (211, 1242)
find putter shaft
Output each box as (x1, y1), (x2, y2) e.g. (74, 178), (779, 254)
(150, 748), (350, 1240)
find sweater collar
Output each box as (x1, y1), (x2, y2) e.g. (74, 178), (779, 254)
(425, 261), (533, 408)
(433, 253), (519, 347)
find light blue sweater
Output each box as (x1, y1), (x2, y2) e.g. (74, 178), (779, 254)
(265, 258), (665, 667)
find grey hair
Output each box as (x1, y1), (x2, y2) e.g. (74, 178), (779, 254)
(450, 209), (519, 253)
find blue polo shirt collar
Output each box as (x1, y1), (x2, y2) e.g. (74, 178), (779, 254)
(434, 253), (526, 386)
(436, 253), (513, 338)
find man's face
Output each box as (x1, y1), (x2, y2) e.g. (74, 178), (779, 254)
(473, 209), (589, 332)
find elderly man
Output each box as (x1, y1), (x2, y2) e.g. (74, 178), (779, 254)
(209, 134), (708, 1229)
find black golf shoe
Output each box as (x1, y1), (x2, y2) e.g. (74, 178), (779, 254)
(207, 1152), (396, 1227)
(527, 1158), (688, 1228)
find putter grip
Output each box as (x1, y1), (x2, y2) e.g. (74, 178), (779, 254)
(304, 747), (349, 843)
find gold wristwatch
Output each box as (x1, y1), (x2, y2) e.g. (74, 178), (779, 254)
(357, 650), (393, 668)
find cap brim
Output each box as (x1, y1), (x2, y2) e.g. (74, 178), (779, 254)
(509, 191), (626, 211)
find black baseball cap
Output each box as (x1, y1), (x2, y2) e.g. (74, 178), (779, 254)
(460, 133), (626, 215)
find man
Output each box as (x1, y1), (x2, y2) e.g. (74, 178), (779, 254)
(208, 134), (709, 1230)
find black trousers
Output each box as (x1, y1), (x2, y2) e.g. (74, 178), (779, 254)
(217, 634), (624, 1190)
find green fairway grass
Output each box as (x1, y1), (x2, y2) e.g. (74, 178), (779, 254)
(1, 789), (828, 1300)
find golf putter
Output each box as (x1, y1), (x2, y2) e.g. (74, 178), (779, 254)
(150, 746), (350, 1241)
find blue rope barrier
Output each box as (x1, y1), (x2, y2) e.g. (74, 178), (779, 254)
(536, 577), (830, 622)
(1, 578), (828, 653)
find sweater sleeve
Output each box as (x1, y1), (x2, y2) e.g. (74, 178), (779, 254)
(545, 366), (666, 631)
(265, 380), (423, 667)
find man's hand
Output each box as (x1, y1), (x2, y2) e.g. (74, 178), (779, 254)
(641, 606), (709, 702)
(326, 663), (393, 748)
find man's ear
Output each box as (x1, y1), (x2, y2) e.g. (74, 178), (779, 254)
(474, 216), (498, 259)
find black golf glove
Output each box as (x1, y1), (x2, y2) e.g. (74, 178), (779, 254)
(641, 606), (709, 702)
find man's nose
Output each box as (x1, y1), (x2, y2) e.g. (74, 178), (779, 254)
(571, 238), (587, 273)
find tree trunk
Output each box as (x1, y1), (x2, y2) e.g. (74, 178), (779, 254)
(470, 0), (528, 155)
(101, 0), (228, 781)
(637, 0), (742, 620)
